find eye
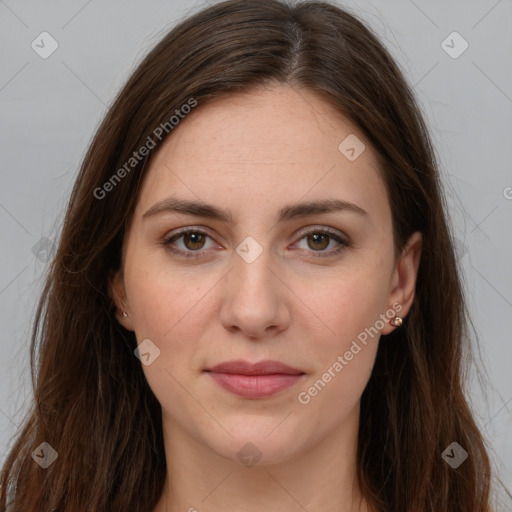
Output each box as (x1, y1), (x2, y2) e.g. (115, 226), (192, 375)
(162, 226), (350, 260)
(293, 227), (349, 258)
(162, 228), (218, 258)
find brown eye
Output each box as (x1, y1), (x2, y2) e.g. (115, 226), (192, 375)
(162, 228), (217, 258)
(183, 232), (206, 250)
(307, 233), (329, 251)
(294, 227), (349, 259)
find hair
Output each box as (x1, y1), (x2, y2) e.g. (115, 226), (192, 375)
(1, 0), (508, 511)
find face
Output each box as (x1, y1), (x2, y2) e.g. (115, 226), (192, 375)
(111, 84), (421, 465)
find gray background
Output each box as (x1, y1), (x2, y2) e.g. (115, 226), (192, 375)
(1, 0), (511, 506)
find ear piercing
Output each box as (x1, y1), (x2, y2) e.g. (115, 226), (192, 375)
(390, 316), (403, 326)
(122, 310), (128, 318)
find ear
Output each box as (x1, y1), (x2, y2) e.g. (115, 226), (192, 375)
(381, 231), (422, 335)
(108, 270), (135, 331)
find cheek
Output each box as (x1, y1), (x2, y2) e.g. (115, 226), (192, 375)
(292, 258), (391, 414)
(123, 263), (210, 421)
(121, 259), (206, 396)
(294, 275), (386, 419)
(298, 264), (391, 356)
(124, 249), (210, 341)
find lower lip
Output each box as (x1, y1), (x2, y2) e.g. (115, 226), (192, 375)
(206, 372), (304, 398)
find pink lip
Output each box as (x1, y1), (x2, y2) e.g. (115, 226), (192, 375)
(204, 359), (305, 399)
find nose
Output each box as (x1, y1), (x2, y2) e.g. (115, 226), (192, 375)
(219, 244), (290, 340)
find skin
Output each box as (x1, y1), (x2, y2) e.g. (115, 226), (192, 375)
(111, 84), (422, 512)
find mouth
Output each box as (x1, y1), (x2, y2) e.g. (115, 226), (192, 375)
(204, 359), (306, 399)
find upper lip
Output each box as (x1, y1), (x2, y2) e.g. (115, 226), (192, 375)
(205, 359), (304, 376)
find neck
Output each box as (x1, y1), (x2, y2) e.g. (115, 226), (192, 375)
(153, 404), (372, 512)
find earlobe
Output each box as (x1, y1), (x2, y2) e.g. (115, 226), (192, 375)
(108, 270), (134, 331)
(382, 231), (423, 335)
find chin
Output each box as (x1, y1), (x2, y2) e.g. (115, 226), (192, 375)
(202, 420), (311, 467)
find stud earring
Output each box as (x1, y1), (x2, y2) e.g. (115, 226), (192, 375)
(390, 315), (403, 327)
(122, 310), (128, 318)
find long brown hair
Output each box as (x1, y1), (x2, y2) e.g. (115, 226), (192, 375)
(1, 1), (506, 510)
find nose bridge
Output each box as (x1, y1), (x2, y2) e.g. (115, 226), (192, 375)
(219, 234), (289, 337)
(231, 234), (276, 296)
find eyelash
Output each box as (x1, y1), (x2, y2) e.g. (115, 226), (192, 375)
(161, 226), (350, 260)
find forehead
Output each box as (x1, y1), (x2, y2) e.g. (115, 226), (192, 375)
(134, 84), (389, 224)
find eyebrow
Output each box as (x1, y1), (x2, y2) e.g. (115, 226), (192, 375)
(142, 196), (368, 223)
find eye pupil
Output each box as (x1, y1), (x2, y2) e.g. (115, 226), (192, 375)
(184, 232), (205, 250)
(308, 233), (329, 250)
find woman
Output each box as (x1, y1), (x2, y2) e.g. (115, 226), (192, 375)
(1, 0), (507, 510)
